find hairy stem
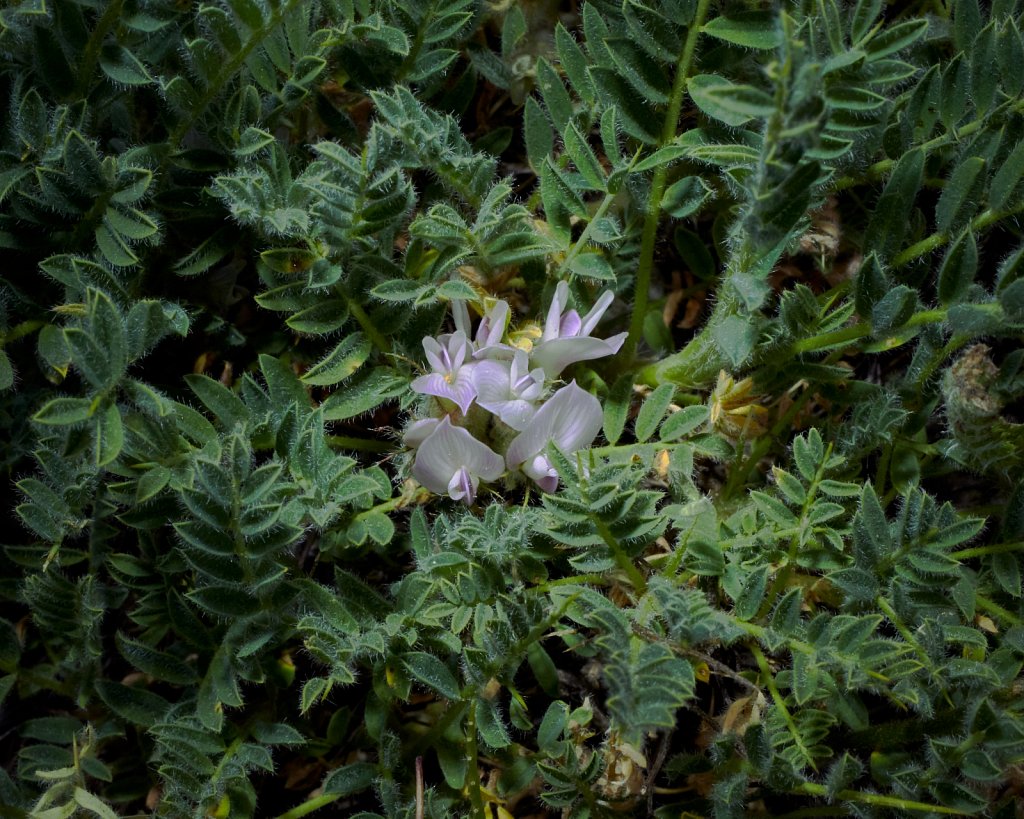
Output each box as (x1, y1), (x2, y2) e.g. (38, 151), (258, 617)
(559, 150), (640, 276)
(590, 512), (648, 595)
(749, 641), (817, 771)
(951, 540), (1024, 561)
(834, 97), (1024, 192)
(976, 593), (1023, 626)
(793, 782), (964, 814)
(465, 701), (487, 819)
(790, 309), (947, 355)
(892, 203), (1024, 268)
(326, 435), (394, 453)
(75, 0), (126, 99)
(757, 444), (833, 619)
(167, 0), (305, 148)
(273, 794), (341, 819)
(345, 294), (393, 354)
(1, 319), (45, 345)
(624, 0), (713, 363)
(876, 596), (931, 668)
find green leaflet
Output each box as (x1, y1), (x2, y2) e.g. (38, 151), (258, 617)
(702, 12), (781, 49)
(301, 333), (371, 386)
(689, 74), (773, 126)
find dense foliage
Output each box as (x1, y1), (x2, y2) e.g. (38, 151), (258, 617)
(2, 0), (1024, 816)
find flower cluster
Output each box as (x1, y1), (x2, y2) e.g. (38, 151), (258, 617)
(405, 282), (626, 503)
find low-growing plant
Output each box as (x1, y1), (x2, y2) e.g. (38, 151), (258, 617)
(2, 0), (1024, 817)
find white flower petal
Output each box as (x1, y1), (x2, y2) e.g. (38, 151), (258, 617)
(411, 417), (504, 495)
(499, 400), (539, 431)
(411, 372), (454, 400)
(472, 343), (516, 361)
(548, 382), (603, 452)
(468, 442), (506, 483)
(447, 466), (477, 504)
(580, 290), (615, 336)
(422, 336), (445, 372)
(602, 331), (628, 354)
(523, 454), (559, 493)
(506, 381), (602, 468)
(452, 300), (472, 337)
(559, 309), (582, 337)
(403, 417), (441, 448)
(449, 366), (479, 414)
(412, 368), (478, 415)
(477, 398), (538, 431)
(477, 300), (510, 349)
(411, 419), (462, 494)
(531, 336), (622, 379)
(506, 397), (558, 468)
(471, 359), (511, 403)
(449, 331), (469, 371)
(544, 281), (570, 341)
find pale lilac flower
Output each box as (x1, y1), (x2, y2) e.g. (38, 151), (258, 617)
(411, 331), (477, 415)
(449, 299), (513, 360)
(530, 281), (627, 379)
(506, 381), (603, 493)
(411, 416), (505, 504)
(472, 299), (513, 358)
(473, 350), (546, 431)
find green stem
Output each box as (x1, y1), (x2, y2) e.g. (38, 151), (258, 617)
(465, 701), (486, 819)
(167, 0), (304, 148)
(792, 782), (963, 814)
(537, 573), (610, 590)
(588, 440), (687, 458)
(559, 169), (630, 277)
(758, 444), (833, 619)
(353, 497), (404, 522)
(69, 189), (115, 248)
(75, 0), (126, 98)
(873, 442), (892, 497)
(892, 204), (1024, 269)
(273, 794), (342, 819)
(790, 322), (871, 354)
(1, 319), (45, 345)
(976, 594), (1023, 626)
(745, 620), (894, 686)
(395, 2), (435, 81)
(230, 479), (255, 586)
(652, 292), (948, 388)
(210, 737), (244, 793)
(409, 700), (470, 757)
(345, 295), (392, 354)
(833, 97), (1024, 192)
(9, 668), (73, 697)
(876, 596), (930, 668)
(664, 514), (718, 579)
(738, 620), (815, 656)
(790, 308), (947, 355)
(913, 334), (970, 395)
(650, 286), (743, 388)
(590, 513), (647, 595)
(636, 361), (659, 387)
(749, 641), (817, 771)
(326, 435), (394, 453)
(950, 540), (1024, 561)
(624, 0), (713, 363)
